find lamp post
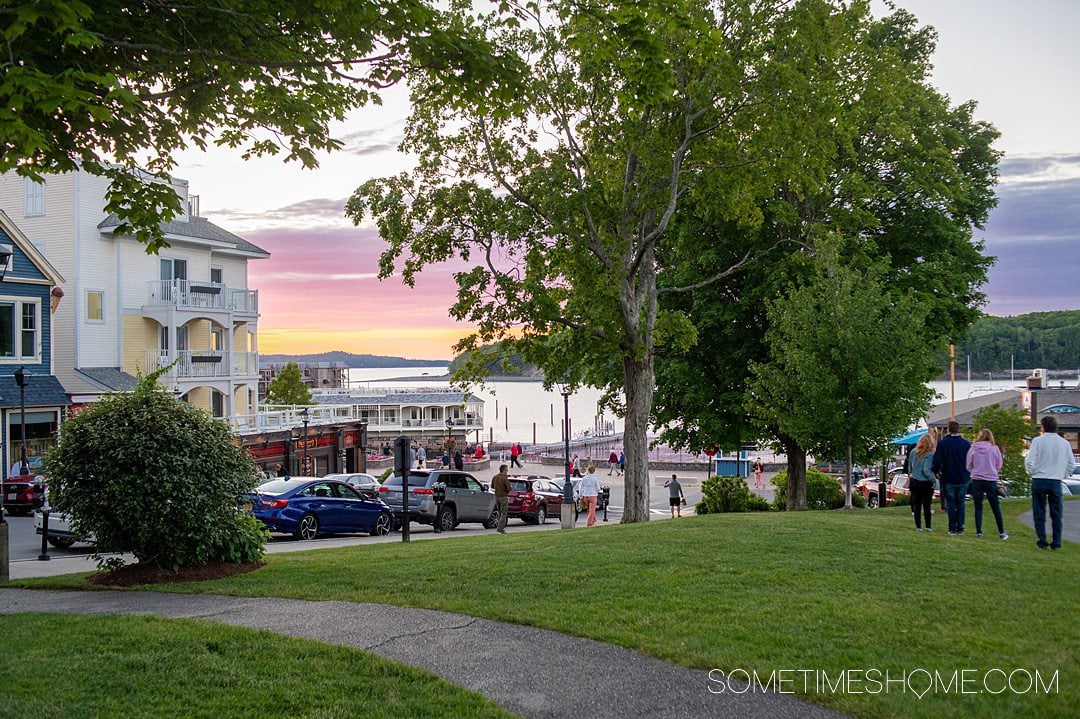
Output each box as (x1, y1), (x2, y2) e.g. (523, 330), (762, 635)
(557, 382), (574, 529)
(14, 366), (30, 476)
(300, 407), (311, 475)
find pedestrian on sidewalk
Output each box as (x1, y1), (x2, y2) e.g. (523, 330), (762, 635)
(572, 454), (582, 478)
(510, 442), (523, 468)
(492, 464), (511, 534)
(416, 445), (427, 469)
(580, 466), (602, 526)
(932, 421), (971, 535)
(608, 450), (620, 475)
(966, 428), (1007, 540)
(752, 459), (764, 490)
(618, 451), (625, 474)
(453, 450), (464, 470)
(907, 434), (937, 532)
(1025, 415), (1076, 550)
(664, 474), (685, 517)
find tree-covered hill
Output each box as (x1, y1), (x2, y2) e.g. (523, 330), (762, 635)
(957, 311), (1080, 371)
(260, 352), (447, 368)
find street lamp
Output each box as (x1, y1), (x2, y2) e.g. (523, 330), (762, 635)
(14, 366), (30, 476)
(555, 379), (574, 529)
(300, 407), (311, 475)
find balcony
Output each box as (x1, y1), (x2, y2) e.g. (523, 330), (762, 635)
(146, 280), (258, 315)
(146, 350), (260, 379)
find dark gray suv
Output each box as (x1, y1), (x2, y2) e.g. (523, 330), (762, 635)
(380, 470), (499, 531)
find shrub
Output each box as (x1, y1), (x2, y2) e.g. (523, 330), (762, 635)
(695, 475), (771, 514)
(771, 468), (865, 510)
(1001, 453), (1030, 497)
(885, 492), (910, 507)
(45, 373), (266, 570)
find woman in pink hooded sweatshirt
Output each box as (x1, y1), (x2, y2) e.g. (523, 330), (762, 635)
(965, 428), (1007, 539)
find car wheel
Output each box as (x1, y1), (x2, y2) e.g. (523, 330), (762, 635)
(47, 536), (76, 549)
(536, 505), (546, 525)
(867, 494), (879, 509)
(295, 513), (320, 540)
(482, 506), (500, 529)
(372, 512), (393, 536)
(438, 505), (456, 531)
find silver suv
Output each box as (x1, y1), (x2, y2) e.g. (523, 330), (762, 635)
(380, 470), (499, 531)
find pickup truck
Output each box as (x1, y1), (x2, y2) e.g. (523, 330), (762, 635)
(857, 469), (939, 508)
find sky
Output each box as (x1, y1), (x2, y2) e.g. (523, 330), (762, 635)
(172, 0), (1080, 360)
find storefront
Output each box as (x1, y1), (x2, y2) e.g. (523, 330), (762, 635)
(244, 422), (368, 478)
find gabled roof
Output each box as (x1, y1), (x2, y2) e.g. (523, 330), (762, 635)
(0, 210), (66, 285)
(0, 374), (70, 408)
(925, 390), (1023, 428)
(97, 214), (269, 258)
(75, 367), (140, 392)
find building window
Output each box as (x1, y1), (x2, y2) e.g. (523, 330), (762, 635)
(210, 267), (223, 284)
(211, 390), (225, 418)
(86, 290), (104, 322)
(0, 298), (39, 361)
(211, 327), (224, 351)
(160, 257), (187, 281)
(24, 178), (44, 217)
(0, 244), (11, 276)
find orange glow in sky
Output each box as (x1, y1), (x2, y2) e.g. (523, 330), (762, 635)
(258, 326), (469, 361)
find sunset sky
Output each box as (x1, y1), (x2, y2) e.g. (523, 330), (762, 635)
(173, 0), (1080, 360)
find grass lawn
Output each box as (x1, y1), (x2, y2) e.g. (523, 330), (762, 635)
(0, 613), (513, 719)
(13, 499), (1078, 718)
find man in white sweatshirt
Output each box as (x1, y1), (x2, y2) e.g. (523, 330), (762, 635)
(1025, 416), (1076, 550)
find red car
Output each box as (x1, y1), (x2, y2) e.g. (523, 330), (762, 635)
(3, 474), (45, 516)
(506, 476), (567, 525)
(858, 469), (939, 508)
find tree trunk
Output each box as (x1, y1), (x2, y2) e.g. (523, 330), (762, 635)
(621, 352), (654, 523)
(780, 434), (807, 510)
(844, 439), (853, 509)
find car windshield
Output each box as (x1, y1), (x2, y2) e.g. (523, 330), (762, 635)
(383, 473), (431, 487)
(510, 480), (531, 492)
(258, 479), (300, 495)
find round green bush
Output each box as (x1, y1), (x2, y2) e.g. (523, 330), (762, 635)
(695, 475), (771, 514)
(771, 468), (866, 510)
(45, 375), (266, 570)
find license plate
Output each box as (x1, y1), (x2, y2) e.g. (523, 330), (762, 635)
(5, 493), (15, 501)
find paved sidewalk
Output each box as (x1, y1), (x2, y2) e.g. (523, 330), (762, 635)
(1018, 498), (1080, 545)
(0, 588), (843, 719)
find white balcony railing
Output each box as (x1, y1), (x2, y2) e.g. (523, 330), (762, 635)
(147, 350), (259, 379)
(232, 405), (484, 435)
(146, 280), (258, 314)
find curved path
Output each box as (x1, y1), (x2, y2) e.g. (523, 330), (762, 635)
(1017, 498), (1080, 545)
(0, 588), (843, 719)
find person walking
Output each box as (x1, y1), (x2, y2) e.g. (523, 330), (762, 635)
(932, 421), (972, 535)
(752, 459), (765, 490)
(572, 454), (583, 478)
(579, 465), (602, 526)
(453, 450), (464, 471)
(908, 434), (937, 532)
(492, 464), (512, 534)
(416, 445), (427, 469)
(966, 428), (1008, 540)
(664, 474), (685, 518)
(510, 442), (523, 468)
(608, 450), (620, 475)
(618, 451), (625, 474)
(1025, 415), (1076, 550)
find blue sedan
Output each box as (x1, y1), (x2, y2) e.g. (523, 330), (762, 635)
(249, 477), (394, 540)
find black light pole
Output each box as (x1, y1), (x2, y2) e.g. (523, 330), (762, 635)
(560, 386), (574, 528)
(300, 407), (311, 475)
(14, 367), (29, 476)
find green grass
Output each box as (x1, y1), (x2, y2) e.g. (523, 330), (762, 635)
(0, 613), (513, 719)
(14, 499), (1078, 718)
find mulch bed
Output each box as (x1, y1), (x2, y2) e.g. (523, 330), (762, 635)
(89, 561), (264, 587)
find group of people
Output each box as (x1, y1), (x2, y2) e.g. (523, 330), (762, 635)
(491, 462), (607, 532)
(906, 416), (1074, 549)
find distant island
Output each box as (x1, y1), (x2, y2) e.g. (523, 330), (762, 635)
(260, 351), (448, 368)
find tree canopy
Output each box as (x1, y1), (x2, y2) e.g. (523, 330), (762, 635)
(350, 0), (899, 522)
(957, 311), (1080, 372)
(265, 361), (313, 406)
(1, 0), (509, 250)
(746, 239), (938, 507)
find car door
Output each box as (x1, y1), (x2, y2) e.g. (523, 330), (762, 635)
(333, 482), (374, 533)
(297, 481), (340, 530)
(464, 474), (493, 520)
(441, 473), (471, 518)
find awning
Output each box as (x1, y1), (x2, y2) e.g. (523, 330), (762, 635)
(891, 428), (928, 446)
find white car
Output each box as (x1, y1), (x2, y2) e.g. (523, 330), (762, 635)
(1064, 466), (1080, 496)
(34, 507), (91, 549)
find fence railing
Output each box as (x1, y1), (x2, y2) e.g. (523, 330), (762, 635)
(145, 280), (258, 314)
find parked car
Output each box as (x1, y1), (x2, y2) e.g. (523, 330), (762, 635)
(858, 468), (941, 508)
(34, 507), (90, 549)
(1064, 466), (1080, 496)
(550, 477), (610, 511)
(379, 469), (499, 531)
(323, 472), (381, 499)
(249, 477), (395, 540)
(506, 475), (567, 524)
(3, 473), (45, 516)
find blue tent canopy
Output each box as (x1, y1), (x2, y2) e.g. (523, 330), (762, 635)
(892, 428), (928, 446)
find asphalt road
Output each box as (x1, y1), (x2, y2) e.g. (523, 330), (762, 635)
(2, 464), (735, 564)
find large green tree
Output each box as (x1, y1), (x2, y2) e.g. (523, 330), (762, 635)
(265, 361), (313, 406)
(746, 239), (938, 507)
(653, 6), (999, 507)
(349, 0), (885, 522)
(1, 0), (507, 250)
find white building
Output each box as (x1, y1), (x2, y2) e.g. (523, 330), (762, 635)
(0, 170), (268, 418)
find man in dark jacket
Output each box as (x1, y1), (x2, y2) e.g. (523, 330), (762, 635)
(932, 421), (971, 535)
